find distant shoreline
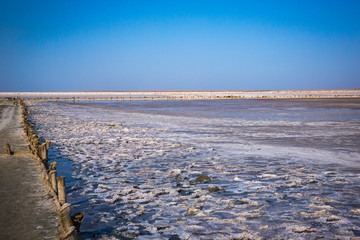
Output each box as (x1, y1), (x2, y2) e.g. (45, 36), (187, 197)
(1, 89), (359, 100)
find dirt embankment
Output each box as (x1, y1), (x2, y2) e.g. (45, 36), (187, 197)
(0, 100), (61, 239)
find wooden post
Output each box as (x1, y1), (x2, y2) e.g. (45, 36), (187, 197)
(6, 143), (12, 155)
(57, 176), (67, 205)
(27, 129), (33, 139)
(72, 212), (85, 231)
(31, 134), (35, 145)
(62, 226), (76, 240)
(60, 203), (77, 240)
(49, 170), (57, 193)
(46, 140), (51, 150)
(39, 143), (48, 161)
(60, 203), (73, 229)
(49, 162), (57, 171)
(32, 134), (40, 149)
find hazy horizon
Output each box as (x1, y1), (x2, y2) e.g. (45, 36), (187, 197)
(1, 89), (359, 93)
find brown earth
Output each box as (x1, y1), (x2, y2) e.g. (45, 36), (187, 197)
(0, 100), (60, 239)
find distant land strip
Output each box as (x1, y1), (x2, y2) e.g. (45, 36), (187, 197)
(1, 89), (359, 100)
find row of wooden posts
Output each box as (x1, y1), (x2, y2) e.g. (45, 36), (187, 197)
(19, 100), (84, 240)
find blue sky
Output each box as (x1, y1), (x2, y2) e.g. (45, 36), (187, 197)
(1, 0), (359, 91)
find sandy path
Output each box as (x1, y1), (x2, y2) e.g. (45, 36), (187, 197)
(0, 100), (60, 239)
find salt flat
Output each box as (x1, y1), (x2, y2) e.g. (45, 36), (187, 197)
(26, 98), (360, 239)
(1, 89), (360, 100)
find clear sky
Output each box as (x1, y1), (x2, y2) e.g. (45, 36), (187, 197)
(1, 0), (359, 91)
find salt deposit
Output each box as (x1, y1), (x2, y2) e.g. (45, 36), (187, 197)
(26, 99), (360, 239)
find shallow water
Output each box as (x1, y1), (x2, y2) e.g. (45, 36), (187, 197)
(28, 99), (360, 239)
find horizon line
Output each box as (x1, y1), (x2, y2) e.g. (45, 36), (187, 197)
(1, 89), (359, 93)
